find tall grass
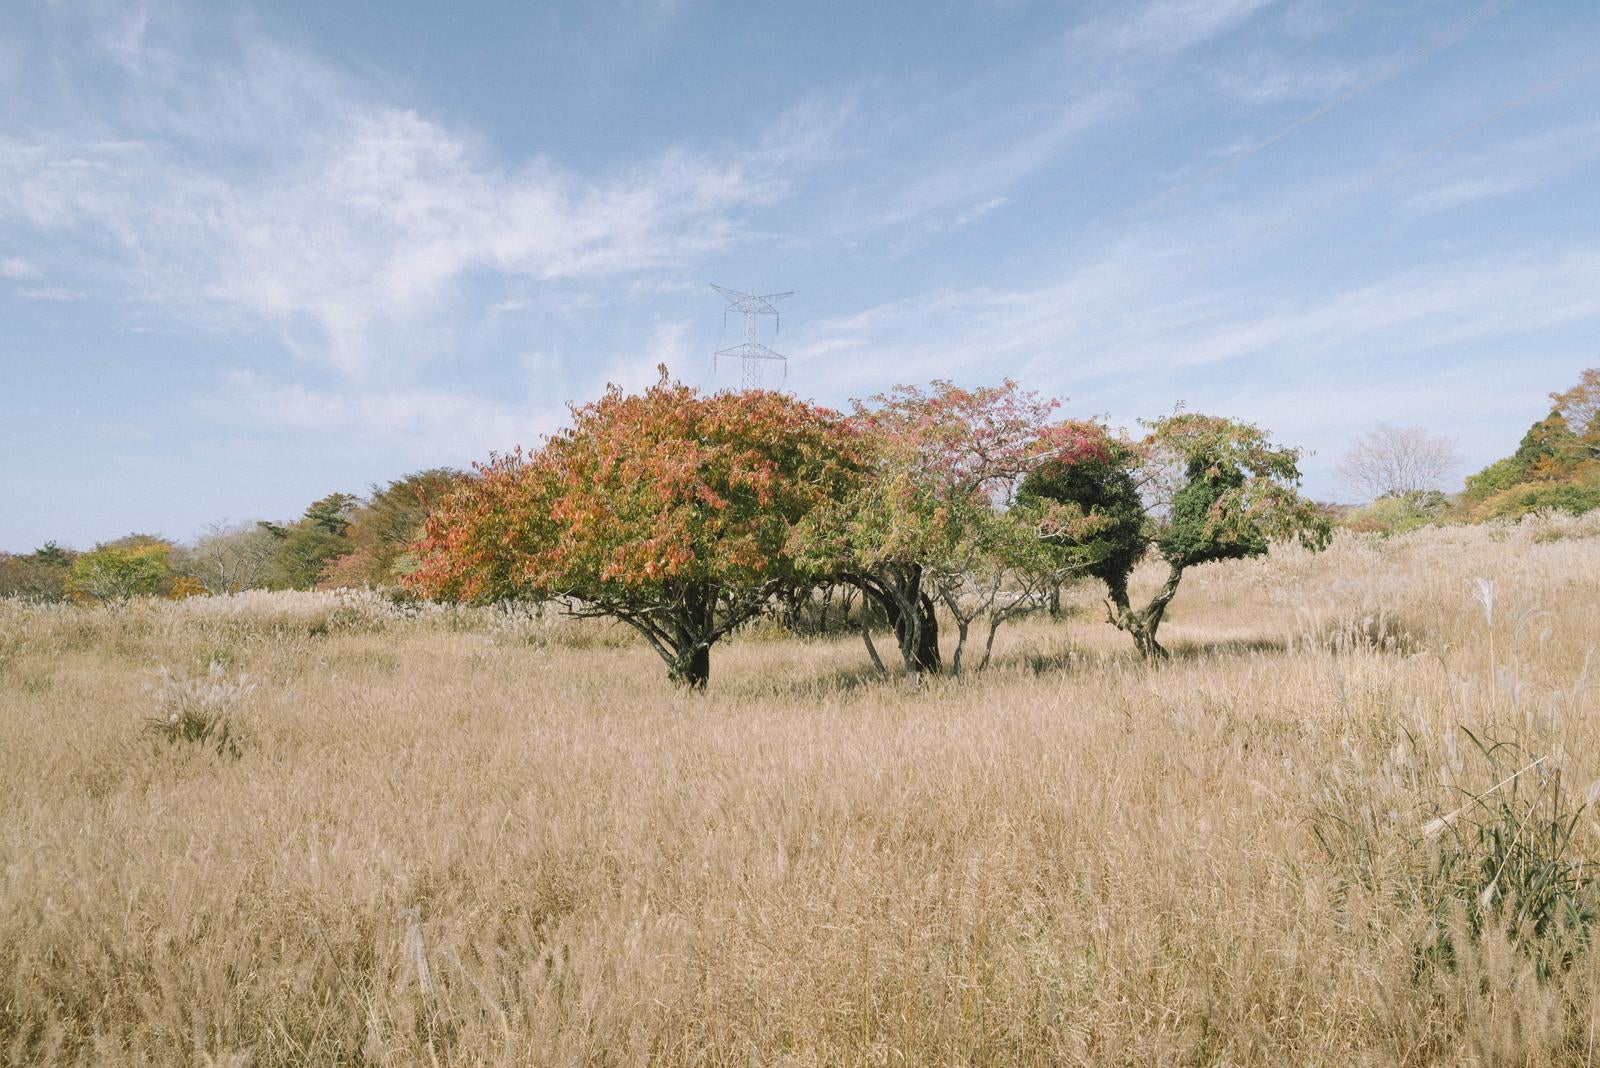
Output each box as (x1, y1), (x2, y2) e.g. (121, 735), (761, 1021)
(2, 513), (1599, 1064)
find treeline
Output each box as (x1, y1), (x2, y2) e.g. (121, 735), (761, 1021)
(1461, 368), (1600, 518)
(1342, 367), (1600, 535)
(6, 367), (1594, 688)
(0, 470), (459, 604)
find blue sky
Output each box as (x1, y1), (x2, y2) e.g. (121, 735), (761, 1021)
(2, 0), (1597, 551)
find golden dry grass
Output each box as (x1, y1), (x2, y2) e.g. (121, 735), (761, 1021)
(3, 513), (1600, 1065)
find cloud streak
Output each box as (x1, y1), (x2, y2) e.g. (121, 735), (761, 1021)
(0, 14), (787, 378)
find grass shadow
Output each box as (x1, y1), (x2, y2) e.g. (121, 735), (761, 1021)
(717, 656), (902, 702)
(1162, 636), (1290, 661)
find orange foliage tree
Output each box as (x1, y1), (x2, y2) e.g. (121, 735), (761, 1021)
(406, 372), (855, 688)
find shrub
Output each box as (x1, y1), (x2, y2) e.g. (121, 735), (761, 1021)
(1343, 490), (1451, 537)
(145, 661), (256, 757)
(1414, 733), (1600, 982)
(1472, 478), (1600, 522)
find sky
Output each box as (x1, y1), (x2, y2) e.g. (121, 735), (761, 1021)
(2, 0), (1597, 551)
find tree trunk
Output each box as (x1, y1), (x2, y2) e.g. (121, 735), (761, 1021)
(859, 615), (888, 676)
(1105, 563), (1184, 661)
(950, 615), (970, 676)
(849, 570), (942, 676)
(668, 642), (711, 689)
(937, 585), (981, 677)
(979, 617), (1002, 670)
(889, 591), (941, 675)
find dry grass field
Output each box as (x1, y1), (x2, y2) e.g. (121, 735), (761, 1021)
(4, 513), (1600, 1066)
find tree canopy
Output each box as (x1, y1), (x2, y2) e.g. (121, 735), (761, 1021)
(320, 469), (461, 589)
(407, 371), (854, 687)
(794, 380), (1074, 676)
(66, 539), (176, 604)
(1335, 425), (1462, 503)
(1022, 413), (1329, 658)
(1461, 367), (1600, 521)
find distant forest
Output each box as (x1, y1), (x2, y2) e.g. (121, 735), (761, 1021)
(3, 368), (1596, 606)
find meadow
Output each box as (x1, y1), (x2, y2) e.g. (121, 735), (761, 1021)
(3, 512), (1600, 1066)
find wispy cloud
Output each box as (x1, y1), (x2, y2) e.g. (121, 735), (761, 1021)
(857, 91), (1125, 233)
(224, 371), (563, 458)
(798, 242), (1600, 415)
(0, 13), (786, 379)
(1399, 120), (1600, 215)
(15, 286), (84, 301)
(1082, 0), (1276, 55)
(1209, 55), (1364, 104)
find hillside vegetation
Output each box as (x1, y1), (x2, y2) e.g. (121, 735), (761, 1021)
(3, 512), (1600, 1065)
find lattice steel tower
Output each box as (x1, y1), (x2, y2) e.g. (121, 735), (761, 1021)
(710, 284), (792, 389)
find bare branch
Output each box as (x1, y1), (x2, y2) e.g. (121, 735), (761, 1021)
(1336, 425), (1462, 502)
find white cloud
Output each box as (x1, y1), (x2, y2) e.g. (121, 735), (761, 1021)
(952, 197), (1008, 227)
(1405, 176), (1533, 213)
(609, 319), (700, 391)
(850, 89), (1127, 235)
(0, 255), (39, 280)
(221, 314), (706, 459)
(1399, 122), (1600, 215)
(0, 116), (775, 377)
(797, 243), (1600, 409)
(15, 286), (83, 301)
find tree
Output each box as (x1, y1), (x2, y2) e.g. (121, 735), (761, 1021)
(795, 380), (1066, 678)
(1550, 367), (1600, 454)
(178, 521), (278, 594)
(407, 372), (853, 689)
(930, 419), (1135, 675)
(261, 524), (350, 589)
(67, 539), (174, 603)
(320, 469), (460, 589)
(1460, 367), (1600, 521)
(1019, 425), (1148, 604)
(929, 504), (1060, 674)
(1336, 425), (1462, 502)
(0, 542), (76, 601)
(252, 494), (362, 589)
(1022, 414), (1328, 659)
(302, 493), (361, 537)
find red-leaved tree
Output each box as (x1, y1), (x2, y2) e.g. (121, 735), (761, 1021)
(795, 380), (1074, 676)
(406, 371), (854, 688)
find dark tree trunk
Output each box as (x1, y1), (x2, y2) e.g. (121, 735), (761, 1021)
(668, 643), (711, 689)
(888, 590), (942, 675)
(614, 583), (727, 690)
(949, 614), (971, 676)
(848, 569), (942, 676)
